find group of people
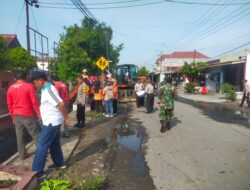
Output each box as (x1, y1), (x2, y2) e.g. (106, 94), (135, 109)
(7, 71), (69, 179)
(6, 68), (119, 179)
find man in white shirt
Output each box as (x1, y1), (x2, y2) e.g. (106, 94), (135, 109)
(31, 71), (70, 179)
(145, 79), (154, 113)
(134, 79), (145, 108)
(240, 79), (250, 107)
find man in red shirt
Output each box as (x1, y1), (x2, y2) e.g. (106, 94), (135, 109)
(7, 71), (41, 160)
(51, 75), (71, 138)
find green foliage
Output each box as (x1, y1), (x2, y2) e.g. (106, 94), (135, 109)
(40, 179), (72, 190)
(180, 62), (206, 78)
(138, 66), (149, 76)
(54, 17), (123, 82)
(0, 36), (9, 69)
(185, 82), (196, 93)
(6, 47), (37, 72)
(220, 83), (236, 102)
(81, 175), (106, 190)
(220, 83), (236, 93)
(226, 90), (236, 102)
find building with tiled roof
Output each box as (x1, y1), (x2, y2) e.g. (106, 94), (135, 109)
(0, 34), (21, 48)
(154, 51), (209, 74)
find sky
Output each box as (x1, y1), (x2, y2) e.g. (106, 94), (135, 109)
(0, 0), (250, 71)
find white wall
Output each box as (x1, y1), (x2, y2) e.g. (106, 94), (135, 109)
(245, 54), (250, 81)
(37, 61), (49, 71)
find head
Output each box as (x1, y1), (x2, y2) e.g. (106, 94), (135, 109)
(51, 75), (60, 82)
(15, 71), (27, 81)
(164, 77), (172, 84)
(243, 79), (247, 84)
(31, 71), (48, 89)
(77, 76), (83, 84)
(137, 79), (141, 84)
(82, 69), (87, 75)
(147, 79), (152, 84)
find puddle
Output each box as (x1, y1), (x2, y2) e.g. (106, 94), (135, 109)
(112, 120), (147, 176)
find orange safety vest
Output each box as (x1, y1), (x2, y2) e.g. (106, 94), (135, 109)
(113, 84), (118, 99)
(94, 89), (103, 101)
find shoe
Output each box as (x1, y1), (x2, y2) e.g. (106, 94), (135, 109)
(62, 134), (70, 138)
(48, 163), (67, 170)
(105, 115), (110, 118)
(73, 123), (80, 128)
(110, 115), (114, 118)
(79, 123), (86, 128)
(37, 173), (47, 180)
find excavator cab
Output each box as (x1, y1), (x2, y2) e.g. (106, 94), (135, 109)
(116, 64), (139, 87)
(116, 64), (139, 102)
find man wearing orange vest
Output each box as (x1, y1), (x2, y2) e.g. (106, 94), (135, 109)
(112, 79), (118, 115)
(92, 77), (103, 113)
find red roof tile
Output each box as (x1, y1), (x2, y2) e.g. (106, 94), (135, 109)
(156, 51), (209, 63)
(170, 51), (209, 59)
(0, 34), (17, 46)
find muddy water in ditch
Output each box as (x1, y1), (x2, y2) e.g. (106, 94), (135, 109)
(108, 118), (155, 190)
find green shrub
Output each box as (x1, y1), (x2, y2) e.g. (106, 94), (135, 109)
(220, 83), (236, 93)
(81, 175), (106, 190)
(185, 82), (196, 93)
(225, 90), (237, 102)
(220, 83), (236, 102)
(40, 179), (72, 190)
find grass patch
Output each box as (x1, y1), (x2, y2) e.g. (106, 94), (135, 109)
(40, 173), (106, 190)
(86, 112), (105, 119)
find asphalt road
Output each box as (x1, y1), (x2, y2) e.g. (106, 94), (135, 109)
(132, 97), (250, 190)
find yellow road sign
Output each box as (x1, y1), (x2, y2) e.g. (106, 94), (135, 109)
(96, 56), (109, 70)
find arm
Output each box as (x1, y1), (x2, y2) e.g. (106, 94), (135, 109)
(7, 89), (14, 119)
(29, 85), (41, 119)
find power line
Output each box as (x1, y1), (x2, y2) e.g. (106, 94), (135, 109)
(31, 6), (39, 31)
(39, 0), (250, 7)
(164, 0), (226, 51)
(167, 3), (249, 50)
(178, 9), (250, 50)
(14, 2), (25, 33)
(198, 32), (250, 50)
(212, 42), (250, 58)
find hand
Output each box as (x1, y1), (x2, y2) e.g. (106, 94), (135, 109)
(38, 118), (43, 125)
(64, 117), (72, 128)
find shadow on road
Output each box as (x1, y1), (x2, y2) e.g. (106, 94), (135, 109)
(177, 97), (250, 129)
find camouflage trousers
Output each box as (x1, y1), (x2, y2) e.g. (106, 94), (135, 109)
(159, 106), (174, 122)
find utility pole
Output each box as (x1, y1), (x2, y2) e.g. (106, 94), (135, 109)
(25, 0), (39, 54)
(193, 49), (196, 64)
(25, 0), (30, 54)
(105, 31), (110, 72)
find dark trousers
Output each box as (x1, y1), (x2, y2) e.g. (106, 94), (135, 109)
(76, 104), (85, 124)
(240, 92), (249, 107)
(32, 124), (64, 175)
(14, 115), (40, 159)
(146, 93), (154, 113)
(94, 100), (103, 113)
(113, 99), (118, 114)
(136, 95), (144, 108)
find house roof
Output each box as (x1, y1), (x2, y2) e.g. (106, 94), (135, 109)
(0, 34), (21, 48)
(170, 51), (209, 59)
(156, 51), (209, 63)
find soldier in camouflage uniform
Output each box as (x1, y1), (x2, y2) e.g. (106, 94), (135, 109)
(157, 77), (176, 133)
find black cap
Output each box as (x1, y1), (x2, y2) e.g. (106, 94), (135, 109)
(30, 71), (47, 81)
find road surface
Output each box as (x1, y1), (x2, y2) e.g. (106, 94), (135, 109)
(132, 97), (250, 190)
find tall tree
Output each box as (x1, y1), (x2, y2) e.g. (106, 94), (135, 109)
(138, 66), (149, 76)
(52, 18), (123, 81)
(6, 47), (37, 72)
(180, 61), (206, 80)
